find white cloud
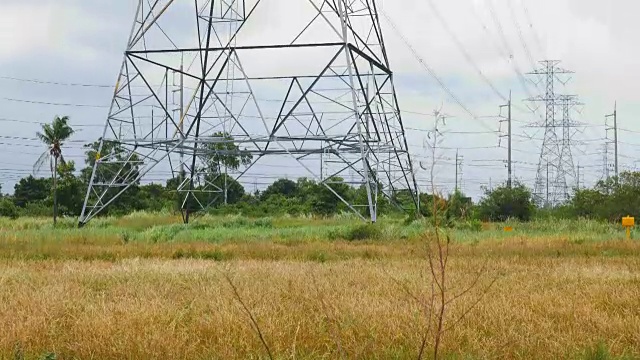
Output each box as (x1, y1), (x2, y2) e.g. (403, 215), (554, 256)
(0, 3), (56, 62)
(0, 0), (134, 65)
(2, 0), (640, 195)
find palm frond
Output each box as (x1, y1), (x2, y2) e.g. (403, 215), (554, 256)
(36, 116), (75, 178)
(44, 124), (56, 142)
(33, 151), (50, 176)
(52, 116), (74, 141)
(36, 131), (52, 145)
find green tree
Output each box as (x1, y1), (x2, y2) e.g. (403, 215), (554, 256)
(0, 198), (19, 219)
(570, 188), (605, 219)
(182, 132), (253, 213)
(14, 176), (51, 208)
(354, 185), (393, 217)
(296, 178), (318, 205)
(413, 193), (447, 218)
(391, 189), (416, 209)
(261, 179), (299, 200)
(211, 174), (245, 205)
(55, 161), (85, 216)
(310, 177), (353, 216)
(139, 183), (173, 212)
(446, 190), (473, 221)
(204, 132), (253, 175)
(571, 171), (640, 221)
(192, 174), (247, 210)
(34, 116), (74, 224)
(478, 182), (535, 222)
(601, 172), (640, 221)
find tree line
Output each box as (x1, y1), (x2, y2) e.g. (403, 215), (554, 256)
(0, 116), (637, 224)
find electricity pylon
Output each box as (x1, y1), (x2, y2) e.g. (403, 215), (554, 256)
(79, 0), (419, 225)
(558, 94), (581, 199)
(527, 60), (574, 207)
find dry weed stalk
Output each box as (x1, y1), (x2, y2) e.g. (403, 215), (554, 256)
(412, 111), (497, 359)
(218, 112), (496, 359)
(424, 198), (497, 359)
(221, 269), (274, 360)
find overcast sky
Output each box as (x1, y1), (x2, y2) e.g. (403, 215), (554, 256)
(0, 0), (638, 198)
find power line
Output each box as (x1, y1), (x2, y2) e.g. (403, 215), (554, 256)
(404, 126), (498, 135)
(425, 0), (507, 102)
(485, 0), (538, 98)
(519, 0), (545, 57)
(380, 9), (496, 133)
(0, 117), (104, 127)
(0, 75), (449, 121)
(0, 135), (98, 144)
(467, 0), (543, 121)
(0, 75), (113, 88)
(1, 97), (109, 108)
(507, 0), (540, 78)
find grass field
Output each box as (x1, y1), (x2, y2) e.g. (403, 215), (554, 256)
(1, 213), (639, 359)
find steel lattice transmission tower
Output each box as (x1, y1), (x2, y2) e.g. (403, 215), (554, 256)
(78, 0), (420, 225)
(527, 60), (574, 207)
(557, 94), (582, 199)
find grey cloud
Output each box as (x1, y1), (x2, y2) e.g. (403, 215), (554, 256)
(0, 0), (638, 196)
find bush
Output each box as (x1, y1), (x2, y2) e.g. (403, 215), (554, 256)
(0, 198), (19, 219)
(344, 224), (382, 241)
(583, 342), (613, 360)
(19, 201), (51, 217)
(252, 218), (273, 228)
(478, 182), (535, 222)
(570, 172), (640, 222)
(144, 224), (186, 243)
(455, 219), (483, 232)
(222, 216), (250, 228)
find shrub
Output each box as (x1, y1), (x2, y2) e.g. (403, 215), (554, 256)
(570, 172), (640, 222)
(19, 201), (51, 217)
(456, 219), (483, 232)
(583, 342), (613, 360)
(327, 227), (344, 241)
(222, 216), (249, 228)
(345, 223), (382, 241)
(144, 224), (186, 243)
(478, 182), (535, 222)
(0, 198), (19, 219)
(252, 218), (273, 228)
(121, 231), (132, 244)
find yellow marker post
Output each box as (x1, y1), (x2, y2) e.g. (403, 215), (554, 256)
(622, 216), (635, 240)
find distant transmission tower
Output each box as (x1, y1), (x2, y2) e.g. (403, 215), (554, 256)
(79, 0), (419, 225)
(558, 94), (581, 198)
(527, 60), (574, 207)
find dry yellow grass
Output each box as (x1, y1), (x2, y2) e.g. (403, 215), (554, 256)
(1, 238), (639, 359)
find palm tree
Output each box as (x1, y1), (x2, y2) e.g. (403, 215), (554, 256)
(34, 116), (74, 225)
